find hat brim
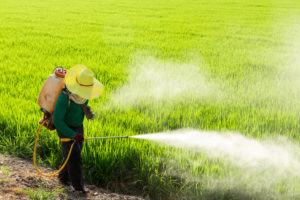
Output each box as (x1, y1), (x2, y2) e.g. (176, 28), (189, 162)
(65, 65), (103, 100)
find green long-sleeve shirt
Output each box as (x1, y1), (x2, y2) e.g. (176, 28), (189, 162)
(53, 91), (88, 138)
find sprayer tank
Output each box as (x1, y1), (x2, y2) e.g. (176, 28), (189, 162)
(38, 70), (66, 114)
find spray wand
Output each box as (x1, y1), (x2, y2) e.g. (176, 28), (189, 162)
(60, 135), (129, 142)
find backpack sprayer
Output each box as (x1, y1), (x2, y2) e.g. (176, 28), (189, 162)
(34, 66), (128, 177)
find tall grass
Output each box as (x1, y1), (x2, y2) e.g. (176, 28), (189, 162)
(1, 0), (300, 199)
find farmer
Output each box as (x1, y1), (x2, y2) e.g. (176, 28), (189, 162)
(53, 64), (103, 195)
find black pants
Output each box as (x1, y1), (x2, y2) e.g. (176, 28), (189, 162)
(57, 125), (85, 191)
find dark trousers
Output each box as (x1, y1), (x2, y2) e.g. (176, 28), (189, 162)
(57, 125), (85, 191)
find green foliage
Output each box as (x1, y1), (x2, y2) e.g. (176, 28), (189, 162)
(24, 187), (64, 200)
(1, 0), (300, 199)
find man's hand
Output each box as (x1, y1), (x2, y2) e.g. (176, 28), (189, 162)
(74, 133), (84, 142)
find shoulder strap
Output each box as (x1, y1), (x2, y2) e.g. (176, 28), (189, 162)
(62, 86), (71, 115)
(66, 96), (71, 114)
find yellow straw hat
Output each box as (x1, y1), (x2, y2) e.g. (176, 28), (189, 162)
(65, 64), (103, 100)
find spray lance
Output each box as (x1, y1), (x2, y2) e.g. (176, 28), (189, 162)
(60, 136), (129, 142)
(34, 66), (130, 177)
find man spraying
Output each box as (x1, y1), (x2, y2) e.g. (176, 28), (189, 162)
(53, 64), (103, 196)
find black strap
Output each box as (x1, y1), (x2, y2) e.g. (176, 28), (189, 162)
(62, 86), (72, 115)
(66, 96), (71, 115)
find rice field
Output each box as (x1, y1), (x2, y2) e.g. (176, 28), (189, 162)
(1, 0), (300, 199)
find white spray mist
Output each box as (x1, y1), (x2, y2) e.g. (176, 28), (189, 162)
(111, 57), (216, 107)
(132, 129), (300, 199)
(274, 22), (300, 110)
(132, 129), (300, 172)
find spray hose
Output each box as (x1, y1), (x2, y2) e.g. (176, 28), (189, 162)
(33, 121), (75, 177)
(33, 122), (128, 177)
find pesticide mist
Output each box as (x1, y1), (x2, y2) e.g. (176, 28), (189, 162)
(132, 130), (300, 199)
(111, 56), (216, 107)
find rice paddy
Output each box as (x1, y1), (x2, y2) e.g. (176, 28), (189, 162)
(1, 0), (300, 199)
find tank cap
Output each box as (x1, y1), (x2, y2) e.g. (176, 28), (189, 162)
(54, 66), (67, 78)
